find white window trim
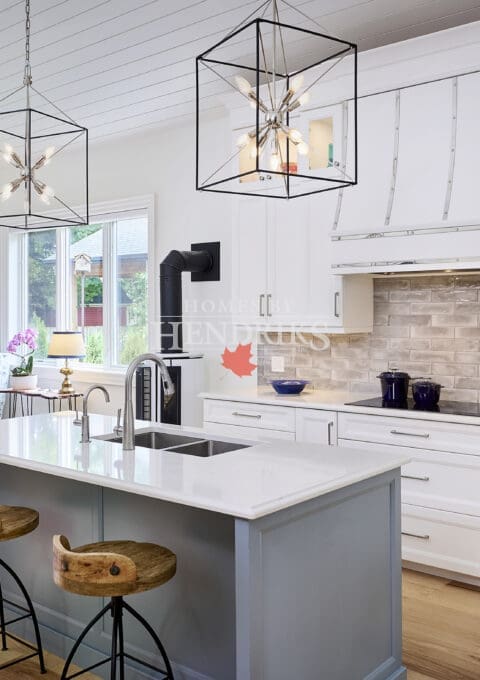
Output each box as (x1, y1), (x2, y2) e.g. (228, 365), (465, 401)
(5, 194), (156, 378)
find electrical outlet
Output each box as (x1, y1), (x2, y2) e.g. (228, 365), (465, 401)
(271, 356), (285, 373)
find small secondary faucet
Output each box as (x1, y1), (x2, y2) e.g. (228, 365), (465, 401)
(80, 384), (110, 443)
(123, 353), (175, 451)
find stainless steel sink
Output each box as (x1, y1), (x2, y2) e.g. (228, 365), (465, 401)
(94, 430), (204, 449)
(93, 428), (251, 456)
(168, 440), (250, 457)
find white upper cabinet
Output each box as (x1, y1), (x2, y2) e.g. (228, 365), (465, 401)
(389, 80), (452, 227)
(232, 197), (268, 324)
(232, 193), (373, 331)
(448, 72), (480, 223)
(336, 92), (397, 235)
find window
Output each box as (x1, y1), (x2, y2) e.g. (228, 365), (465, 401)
(21, 205), (151, 368)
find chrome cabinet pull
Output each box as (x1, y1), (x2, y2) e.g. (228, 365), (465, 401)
(232, 411), (262, 419)
(259, 294), (265, 317)
(266, 293), (272, 317)
(401, 474), (430, 482)
(327, 421), (334, 446)
(390, 429), (430, 439)
(334, 291), (340, 317)
(402, 531), (430, 540)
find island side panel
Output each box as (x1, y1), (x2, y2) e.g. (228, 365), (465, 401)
(235, 470), (406, 680)
(0, 465), (105, 665)
(103, 488), (236, 680)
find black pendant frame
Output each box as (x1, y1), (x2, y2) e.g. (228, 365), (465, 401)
(196, 16), (358, 199)
(0, 106), (89, 231)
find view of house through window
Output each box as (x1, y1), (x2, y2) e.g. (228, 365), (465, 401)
(26, 214), (149, 367)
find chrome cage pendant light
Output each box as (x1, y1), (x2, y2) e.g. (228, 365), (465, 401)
(196, 0), (358, 199)
(0, 0), (88, 230)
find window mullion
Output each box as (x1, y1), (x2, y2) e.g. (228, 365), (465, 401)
(56, 228), (69, 330)
(102, 222), (117, 368)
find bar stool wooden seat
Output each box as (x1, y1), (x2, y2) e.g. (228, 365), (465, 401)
(53, 535), (176, 680)
(0, 505), (46, 674)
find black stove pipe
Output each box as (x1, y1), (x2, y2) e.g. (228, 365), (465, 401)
(160, 249), (212, 353)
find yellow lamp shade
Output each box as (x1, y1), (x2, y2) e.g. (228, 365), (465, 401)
(47, 331), (85, 359)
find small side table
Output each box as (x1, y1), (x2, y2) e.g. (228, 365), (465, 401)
(0, 388), (83, 417)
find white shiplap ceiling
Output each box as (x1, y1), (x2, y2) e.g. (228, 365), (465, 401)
(0, 0), (479, 143)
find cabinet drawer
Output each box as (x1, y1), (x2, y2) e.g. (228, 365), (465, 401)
(338, 438), (480, 516)
(203, 399), (295, 432)
(401, 504), (480, 577)
(203, 422), (295, 442)
(339, 411), (480, 455)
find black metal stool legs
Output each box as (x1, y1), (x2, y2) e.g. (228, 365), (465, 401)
(0, 557), (46, 674)
(122, 599), (175, 679)
(0, 582), (8, 651)
(61, 596), (175, 680)
(60, 602), (111, 680)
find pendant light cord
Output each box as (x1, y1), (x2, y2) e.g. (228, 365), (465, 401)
(24, 0), (32, 87)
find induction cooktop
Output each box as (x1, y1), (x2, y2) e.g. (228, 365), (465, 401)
(345, 397), (480, 418)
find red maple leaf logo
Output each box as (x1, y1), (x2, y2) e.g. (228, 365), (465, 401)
(221, 343), (257, 377)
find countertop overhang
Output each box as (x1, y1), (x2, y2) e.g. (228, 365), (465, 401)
(0, 413), (408, 520)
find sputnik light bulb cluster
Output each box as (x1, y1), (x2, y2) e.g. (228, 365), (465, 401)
(235, 72), (310, 172)
(0, 0), (89, 230)
(1, 144), (56, 205)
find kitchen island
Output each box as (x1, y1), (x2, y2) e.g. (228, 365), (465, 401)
(0, 412), (408, 680)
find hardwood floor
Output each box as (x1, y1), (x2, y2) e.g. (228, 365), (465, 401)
(403, 569), (480, 680)
(1, 569), (479, 679)
(0, 635), (99, 679)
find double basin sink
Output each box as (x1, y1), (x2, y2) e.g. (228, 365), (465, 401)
(94, 429), (251, 458)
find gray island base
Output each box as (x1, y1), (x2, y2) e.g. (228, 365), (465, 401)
(0, 464), (405, 680)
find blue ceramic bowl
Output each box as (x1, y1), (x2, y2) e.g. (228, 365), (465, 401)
(271, 379), (310, 395)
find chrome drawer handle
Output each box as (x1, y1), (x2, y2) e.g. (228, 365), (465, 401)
(232, 411), (262, 419)
(401, 474), (430, 482)
(391, 429), (430, 439)
(402, 531), (430, 540)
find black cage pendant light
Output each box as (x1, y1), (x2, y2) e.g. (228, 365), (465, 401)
(196, 0), (357, 199)
(0, 0), (88, 230)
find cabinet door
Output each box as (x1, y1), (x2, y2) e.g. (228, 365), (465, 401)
(268, 193), (341, 324)
(337, 92), (397, 235)
(296, 409), (337, 445)
(390, 80), (452, 227)
(449, 72), (480, 222)
(232, 197), (268, 323)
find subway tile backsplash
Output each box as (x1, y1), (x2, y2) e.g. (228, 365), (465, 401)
(257, 275), (480, 403)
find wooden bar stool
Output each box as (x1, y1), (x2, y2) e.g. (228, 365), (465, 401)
(53, 535), (176, 680)
(0, 504), (46, 673)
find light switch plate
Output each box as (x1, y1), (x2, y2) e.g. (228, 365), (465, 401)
(271, 356), (285, 372)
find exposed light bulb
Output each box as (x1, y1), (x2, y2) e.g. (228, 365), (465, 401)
(291, 74), (304, 93)
(288, 128), (303, 144)
(45, 146), (56, 159)
(249, 145), (258, 159)
(43, 183), (55, 198)
(1, 183), (12, 201)
(40, 192), (51, 205)
(270, 152), (281, 171)
(235, 75), (252, 96)
(298, 92), (310, 106)
(297, 141), (309, 155)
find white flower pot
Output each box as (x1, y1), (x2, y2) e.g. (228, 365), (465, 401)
(10, 374), (38, 390)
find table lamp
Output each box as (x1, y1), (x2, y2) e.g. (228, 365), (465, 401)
(47, 331), (86, 394)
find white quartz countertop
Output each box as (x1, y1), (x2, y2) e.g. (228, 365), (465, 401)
(201, 388), (480, 426)
(0, 413), (408, 520)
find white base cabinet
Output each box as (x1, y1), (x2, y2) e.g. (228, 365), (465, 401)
(338, 411), (480, 579)
(203, 399), (337, 445)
